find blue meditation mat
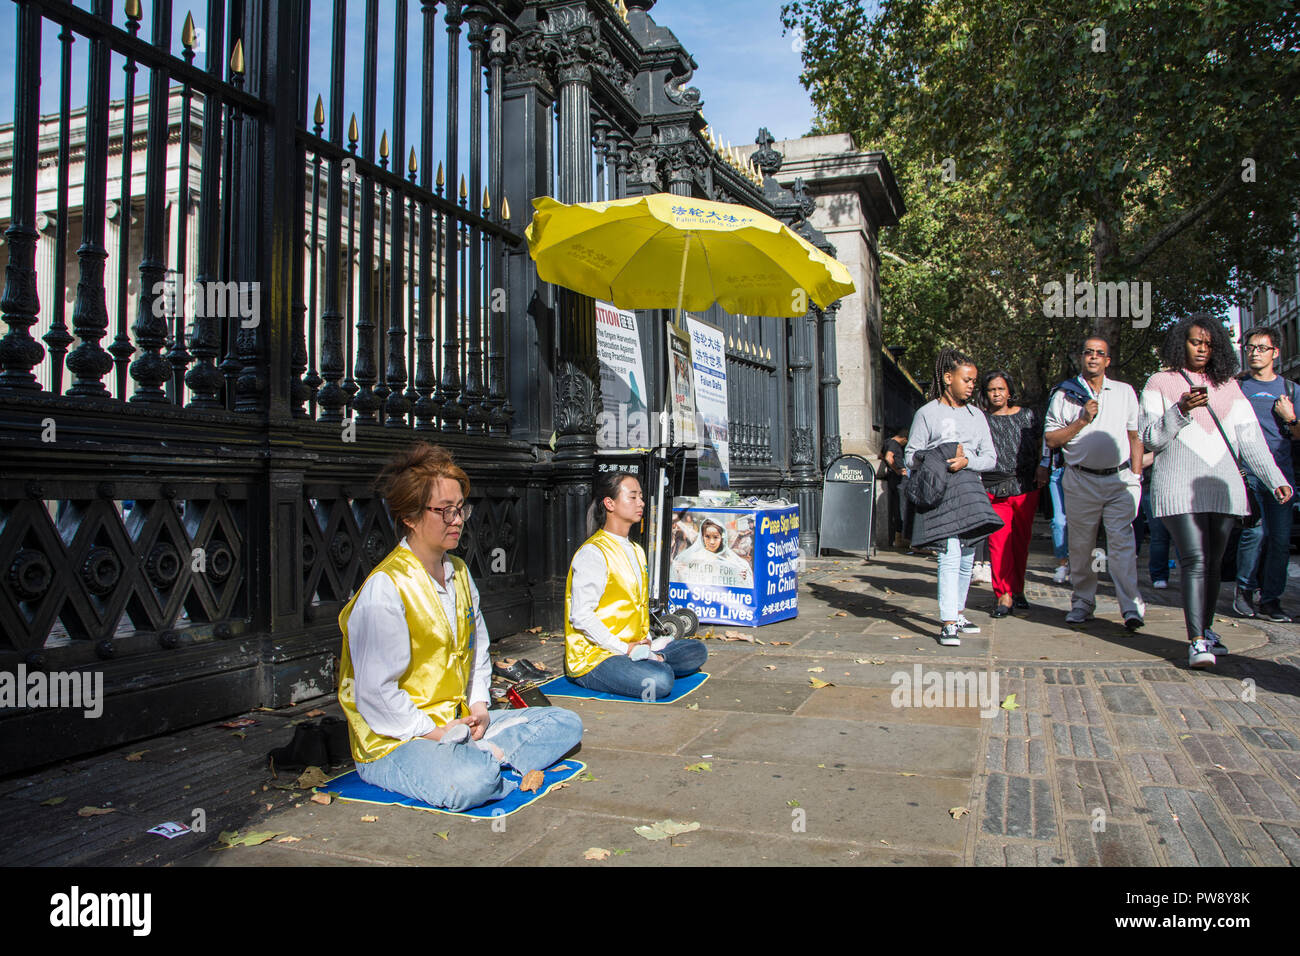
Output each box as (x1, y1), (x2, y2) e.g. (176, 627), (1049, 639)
(319, 759), (585, 819)
(537, 671), (709, 704)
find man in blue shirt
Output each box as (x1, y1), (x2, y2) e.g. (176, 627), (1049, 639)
(1234, 326), (1300, 621)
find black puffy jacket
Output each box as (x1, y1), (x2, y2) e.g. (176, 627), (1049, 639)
(908, 441), (1005, 548)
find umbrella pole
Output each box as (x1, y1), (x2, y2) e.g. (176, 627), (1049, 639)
(674, 234), (692, 328)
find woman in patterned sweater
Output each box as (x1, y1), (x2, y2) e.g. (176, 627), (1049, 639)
(1139, 315), (1292, 668)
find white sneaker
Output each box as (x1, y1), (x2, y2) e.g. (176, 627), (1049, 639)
(955, 614), (981, 635)
(1065, 607), (1092, 625)
(938, 623), (961, 646)
(1053, 565), (1069, 584)
(1152, 579), (1168, 589)
(1188, 639), (1216, 668)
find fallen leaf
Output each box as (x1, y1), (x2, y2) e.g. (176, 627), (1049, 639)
(78, 806), (116, 817)
(899, 772), (917, 777)
(578, 772), (598, 782)
(723, 630), (755, 642)
(832, 611), (848, 617)
(634, 819), (701, 843)
(683, 762), (712, 773)
(613, 848), (630, 856)
(125, 750), (148, 762)
(295, 767), (329, 789)
(786, 799), (800, 808)
(1000, 694), (1019, 711)
(949, 806), (971, 819)
(276, 835), (302, 844)
(807, 666), (825, 673)
(433, 830), (449, 840)
(769, 641), (791, 646)
(360, 815), (379, 823)
(584, 847), (611, 861)
(41, 796), (67, 806)
(817, 764), (826, 768)
(764, 665), (777, 670)
(552, 781), (571, 791)
(305, 709), (326, 718)
(685, 703), (699, 711)
(1178, 734), (1191, 739)
(520, 769), (545, 792)
(526, 626), (543, 633)
(310, 793), (332, 806)
(231, 731), (247, 740)
(809, 677), (834, 689)
(217, 829), (280, 847)
(880, 840), (892, 846)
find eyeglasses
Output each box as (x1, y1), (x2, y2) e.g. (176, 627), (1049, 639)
(1245, 344), (1277, 354)
(425, 503), (473, 523)
(1081, 348), (1108, 357)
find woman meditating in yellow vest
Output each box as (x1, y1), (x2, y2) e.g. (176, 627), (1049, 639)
(565, 472), (707, 699)
(338, 443), (582, 811)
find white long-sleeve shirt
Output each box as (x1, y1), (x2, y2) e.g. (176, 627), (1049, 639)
(568, 533), (668, 655)
(345, 539), (491, 741)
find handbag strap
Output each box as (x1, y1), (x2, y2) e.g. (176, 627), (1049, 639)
(1177, 369), (1246, 476)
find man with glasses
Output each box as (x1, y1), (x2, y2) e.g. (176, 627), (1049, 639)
(1233, 326), (1300, 621)
(1044, 336), (1147, 629)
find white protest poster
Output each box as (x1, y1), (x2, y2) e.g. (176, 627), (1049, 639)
(594, 300), (649, 449)
(685, 315), (729, 489)
(665, 322), (698, 446)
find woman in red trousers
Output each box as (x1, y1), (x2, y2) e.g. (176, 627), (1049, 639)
(981, 371), (1043, 618)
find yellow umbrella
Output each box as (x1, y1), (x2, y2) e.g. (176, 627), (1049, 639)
(525, 193), (854, 321)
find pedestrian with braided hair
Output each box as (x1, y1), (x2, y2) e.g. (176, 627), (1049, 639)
(904, 347), (1000, 645)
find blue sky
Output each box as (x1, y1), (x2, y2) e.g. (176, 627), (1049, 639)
(0, 1), (817, 156)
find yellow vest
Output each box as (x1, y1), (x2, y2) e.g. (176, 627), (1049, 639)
(338, 546), (476, 763)
(565, 530), (649, 678)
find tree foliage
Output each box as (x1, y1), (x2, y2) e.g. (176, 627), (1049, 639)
(782, 0), (1300, 400)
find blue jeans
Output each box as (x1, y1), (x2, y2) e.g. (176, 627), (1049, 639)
(1236, 475), (1294, 604)
(355, 706), (583, 811)
(1049, 466), (1068, 561)
(937, 537), (975, 622)
(571, 639), (708, 701)
(1137, 483), (1174, 581)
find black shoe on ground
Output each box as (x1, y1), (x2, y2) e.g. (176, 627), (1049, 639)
(1012, 594), (1030, 610)
(1124, 615), (1145, 632)
(516, 659), (550, 680)
(1258, 601), (1293, 623)
(268, 722), (329, 771)
(1232, 587), (1257, 618)
(320, 716), (352, 766)
(493, 659), (534, 682)
(991, 604), (1012, 619)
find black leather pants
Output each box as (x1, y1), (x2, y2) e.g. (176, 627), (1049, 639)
(1161, 512), (1238, 641)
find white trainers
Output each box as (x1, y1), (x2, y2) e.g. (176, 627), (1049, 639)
(1065, 607), (1092, 625)
(1053, 565), (1069, 584)
(938, 623), (961, 646)
(955, 614), (981, 635)
(1188, 639), (1216, 668)
(1152, 579), (1168, 589)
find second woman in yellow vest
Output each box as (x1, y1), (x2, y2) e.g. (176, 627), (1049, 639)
(565, 471), (707, 699)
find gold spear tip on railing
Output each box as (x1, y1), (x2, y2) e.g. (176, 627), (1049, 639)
(766, 346), (772, 360)
(408, 147), (418, 174)
(459, 174), (468, 200)
(482, 187), (491, 211)
(125, 0), (142, 22)
(502, 195), (511, 220)
(313, 94), (325, 126)
(348, 113), (359, 145)
(436, 161), (445, 188)
(618, 0), (629, 21)
(727, 335), (734, 348)
(380, 130), (389, 158)
(230, 38), (244, 75)
(182, 12), (196, 48)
